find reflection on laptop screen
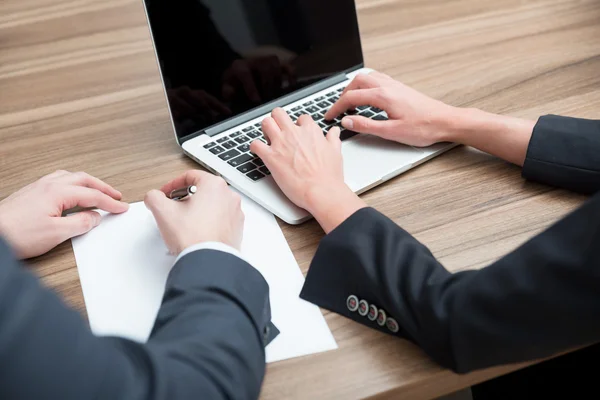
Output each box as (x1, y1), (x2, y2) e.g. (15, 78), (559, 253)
(144, 0), (364, 141)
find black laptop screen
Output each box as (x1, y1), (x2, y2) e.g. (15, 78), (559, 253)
(144, 0), (364, 140)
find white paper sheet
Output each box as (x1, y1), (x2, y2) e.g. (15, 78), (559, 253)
(72, 194), (337, 363)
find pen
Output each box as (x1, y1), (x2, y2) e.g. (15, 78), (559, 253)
(169, 185), (197, 201)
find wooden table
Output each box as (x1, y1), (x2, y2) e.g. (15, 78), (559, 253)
(1, 0), (599, 398)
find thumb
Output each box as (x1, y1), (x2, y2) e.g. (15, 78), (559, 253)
(56, 211), (102, 241)
(144, 189), (172, 219)
(341, 115), (394, 136)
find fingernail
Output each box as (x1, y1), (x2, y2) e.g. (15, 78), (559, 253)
(342, 117), (353, 129)
(93, 213), (101, 227)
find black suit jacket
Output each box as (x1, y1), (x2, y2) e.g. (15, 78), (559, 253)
(301, 114), (600, 373)
(0, 244), (270, 399)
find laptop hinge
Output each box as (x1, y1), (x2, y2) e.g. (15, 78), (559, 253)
(179, 72), (349, 143)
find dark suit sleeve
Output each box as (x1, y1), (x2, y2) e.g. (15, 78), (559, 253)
(0, 240), (269, 399)
(523, 115), (600, 194)
(301, 199), (600, 374)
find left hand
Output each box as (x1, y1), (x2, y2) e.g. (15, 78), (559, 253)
(0, 170), (129, 259)
(250, 108), (367, 233)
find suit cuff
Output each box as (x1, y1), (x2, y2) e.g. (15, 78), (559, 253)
(176, 242), (245, 264)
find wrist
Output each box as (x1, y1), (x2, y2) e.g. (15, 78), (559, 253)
(305, 183), (367, 234)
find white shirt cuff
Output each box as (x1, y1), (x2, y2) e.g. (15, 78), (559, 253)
(175, 242), (249, 266)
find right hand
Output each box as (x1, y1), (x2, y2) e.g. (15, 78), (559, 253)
(144, 171), (244, 255)
(324, 72), (458, 147)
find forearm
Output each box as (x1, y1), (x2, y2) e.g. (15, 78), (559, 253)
(441, 107), (536, 166)
(0, 243), (268, 399)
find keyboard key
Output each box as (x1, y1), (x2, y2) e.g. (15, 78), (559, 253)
(373, 114), (388, 121)
(235, 136), (250, 144)
(222, 140), (236, 150)
(294, 112), (303, 119)
(291, 106), (302, 112)
(218, 149), (240, 161)
(246, 169), (265, 181)
(254, 158), (265, 166)
(306, 106), (319, 114)
(209, 145), (224, 154)
(216, 137), (229, 143)
(231, 131), (243, 138)
(259, 166), (271, 175)
(359, 110), (375, 118)
(204, 142), (217, 149)
(247, 130), (261, 139)
(331, 95), (340, 101)
(315, 96), (325, 101)
(326, 91), (336, 97)
(337, 88), (344, 92)
(311, 113), (321, 121)
(357, 105), (369, 111)
(317, 101), (330, 109)
(242, 126), (254, 133)
(327, 99), (337, 106)
(347, 109), (358, 115)
(318, 121), (327, 128)
(237, 162), (257, 174)
(254, 123), (262, 128)
(340, 130), (359, 141)
(228, 153), (254, 167)
(370, 107), (383, 113)
(303, 101), (314, 107)
(237, 143), (250, 153)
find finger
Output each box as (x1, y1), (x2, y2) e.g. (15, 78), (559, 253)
(325, 89), (384, 120)
(250, 139), (272, 161)
(326, 126), (342, 148)
(55, 211), (102, 241)
(144, 189), (172, 217)
(62, 186), (129, 214)
(159, 170), (210, 196)
(341, 115), (395, 136)
(262, 117), (282, 145)
(271, 107), (295, 131)
(341, 73), (379, 97)
(61, 172), (123, 200)
(297, 114), (317, 127)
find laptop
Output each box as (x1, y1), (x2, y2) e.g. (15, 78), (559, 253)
(142, 0), (455, 224)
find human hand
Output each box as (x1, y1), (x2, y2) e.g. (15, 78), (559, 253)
(222, 56), (296, 103)
(324, 72), (458, 147)
(144, 170), (244, 254)
(167, 86), (232, 121)
(0, 170), (129, 259)
(250, 108), (366, 233)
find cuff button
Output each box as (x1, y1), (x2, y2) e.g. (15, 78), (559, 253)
(376, 309), (387, 326)
(358, 300), (369, 317)
(347, 295), (359, 312)
(367, 304), (378, 321)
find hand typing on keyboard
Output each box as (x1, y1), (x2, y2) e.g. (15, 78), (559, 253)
(250, 108), (367, 234)
(324, 72), (455, 147)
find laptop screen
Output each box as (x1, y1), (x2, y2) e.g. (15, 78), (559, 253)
(144, 0), (364, 141)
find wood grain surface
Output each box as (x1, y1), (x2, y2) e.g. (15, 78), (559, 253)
(1, 0), (599, 398)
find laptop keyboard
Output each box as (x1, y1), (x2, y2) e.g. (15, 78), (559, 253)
(202, 87), (388, 182)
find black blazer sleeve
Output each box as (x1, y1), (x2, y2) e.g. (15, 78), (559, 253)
(301, 115), (600, 374)
(0, 240), (270, 399)
(523, 115), (600, 193)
